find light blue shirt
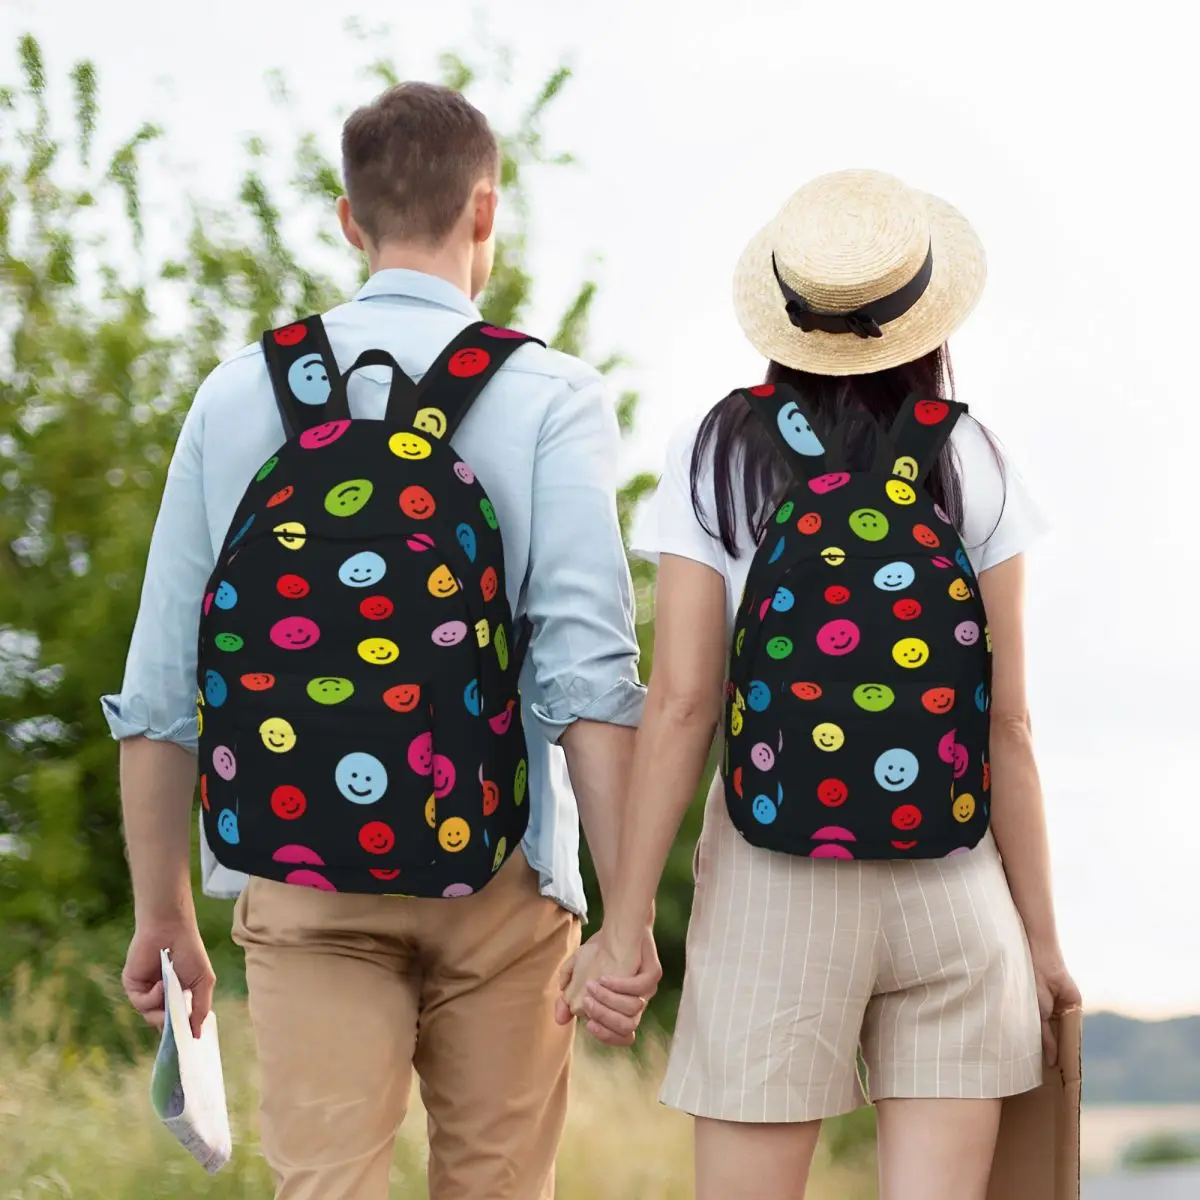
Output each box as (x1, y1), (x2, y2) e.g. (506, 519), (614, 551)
(101, 269), (645, 918)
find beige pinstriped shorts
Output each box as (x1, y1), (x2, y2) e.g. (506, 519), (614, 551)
(661, 776), (1043, 1124)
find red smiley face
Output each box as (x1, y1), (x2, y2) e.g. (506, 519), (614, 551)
(399, 485), (436, 520)
(891, 840), (918, 851)
(277, 574), (310, 599)
(359, 820), (395, 855)
(982, 761), (991, 791)
(914, 400), (950, 425)
(448, 348), (491, 378)
(271, 785), (307, 820)
(824, 585), (850, 605)
(370, 867), (401, 880)
(790, 682), (823, 700)
(199, 774), (209, 811)
(912, 523), (940, 548)
(267, 485), (294, 508)
(893, 598), (922, 621)
(817, 778), (848, 807)
(360, 595), (394, 621)
(732, 766), (743, 797)
(383, 684), (421, 713)
(921, 686), (955, 714)
(482, 779), (500, 816)
(273, 324), (307, 346)
(240, 672), (276, 691)
(892, 804), (923, 831)
(480, 566), (499, 603)
(748, 384), (775, 397)
(797, 512), (822, 535)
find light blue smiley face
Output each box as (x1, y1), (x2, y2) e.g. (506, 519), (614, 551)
(751, 783), (784, 824)
(228, 514), (255, 548)
(772, 586), (795, 613)
(955, 547), (973, 577)
(746, 680), (772, 712)
(975, 683), (989, 711)
(768, 535), (786, 565)
(873, 561), (916, 591)
(456, 523), (477, 563)
(214, 581), (238, 610)
(874, 748), (920, 792)
(287, 353), (331, 406)
(777, 401), (825, 456)
(216, 808), (239, 844)
(335, 752), (389, 804)
(338, 550), (387, 588)
(203, 670), (228, 708)
(464, 678), (482, 716)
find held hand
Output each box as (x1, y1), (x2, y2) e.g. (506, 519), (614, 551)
(122, 920), (216, 1040)
(555, 926), (661, 1047)
(1031, 947), (1082, 1066)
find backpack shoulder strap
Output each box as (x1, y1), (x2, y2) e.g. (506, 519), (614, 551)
(261, 316), (351, 439)
(738, 382), (840, 480)
(884, 395), (968, 484)
(386, 321), (546, 442)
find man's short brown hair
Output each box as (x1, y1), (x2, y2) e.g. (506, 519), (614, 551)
(341, 82), (499, 247)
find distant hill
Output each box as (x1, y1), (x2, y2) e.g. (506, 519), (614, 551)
(1085, 1013), (1200, 1104)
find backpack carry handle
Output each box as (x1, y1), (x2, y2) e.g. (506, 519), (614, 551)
(884, 395), (968, 485)
(341, 347), (420, 412)
(739, 383), (842, 481)
(261, 316), (351, 439)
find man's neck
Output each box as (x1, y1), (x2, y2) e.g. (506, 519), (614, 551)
(368, 242), (473, 300)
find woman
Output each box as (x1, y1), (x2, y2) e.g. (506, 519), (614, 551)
(563, 170), (1080, 1200)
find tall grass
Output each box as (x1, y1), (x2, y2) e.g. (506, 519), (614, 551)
(0, 965), (876, 1199)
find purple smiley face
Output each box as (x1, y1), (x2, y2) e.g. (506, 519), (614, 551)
(443, 882), (474, 897)
(212, 745), (236, 781)
(955, 620), (981, 646)
(750, 742), (775, 771)
(453, 461), (475, 485)
(431, 620), (468, 647)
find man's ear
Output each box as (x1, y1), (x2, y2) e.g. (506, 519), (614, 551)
(337, 195), (366, 251)
(473, 179), (498, 245)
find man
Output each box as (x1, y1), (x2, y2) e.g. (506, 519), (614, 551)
(105, 82), (659, 1200)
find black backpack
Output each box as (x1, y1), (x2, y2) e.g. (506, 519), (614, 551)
(196, 316), (541, 897)
(723, 384), (992, 860)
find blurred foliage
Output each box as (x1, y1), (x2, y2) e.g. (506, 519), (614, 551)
(1121, 1131), (1200, 1169)
(0, 30), (716, 1046)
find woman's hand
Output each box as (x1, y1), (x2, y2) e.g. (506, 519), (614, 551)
(1031, 945), (1081, 1065)
(555, 926), (660, 1047)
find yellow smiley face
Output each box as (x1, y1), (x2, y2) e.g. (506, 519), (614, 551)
(885, 479), (916, 506)
(388, 431), (432, 461)
(984, 625), (992, 652)
(730, 705), (744, 737)
(812, 722), (845, 751)
(949, 578), (971, 601)
(893, 637), (930, 669)
(734, 688), (746, 712)
(439, 817), (471, 853)
(196, 706), (203, 736)
(358, 637), (400, 665)
(273, 521), (307, 550)
(425, 793), (436, 829)
(259, 716), (296, 753)
(475, 619), (490, 648)
(953, 793), (976, 823)
(413, 407), (447, 438)
(427, 564), (459, 598)
(735, 628), (745, 655)
(821, 546), (846, 566)
(892, 455), (919, 481)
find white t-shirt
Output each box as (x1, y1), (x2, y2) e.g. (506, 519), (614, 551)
(631, 409), (1048, 631)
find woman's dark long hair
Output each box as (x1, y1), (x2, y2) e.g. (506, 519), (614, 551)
(691, 345), (1002, 557)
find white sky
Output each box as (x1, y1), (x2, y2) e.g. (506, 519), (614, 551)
(4, 0), (1198, 1018)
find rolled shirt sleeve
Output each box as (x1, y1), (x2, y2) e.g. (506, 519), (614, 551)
(523, 374), (646, 741)
(100, 389), (216, 751)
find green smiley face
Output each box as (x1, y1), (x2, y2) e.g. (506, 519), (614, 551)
(480, 498), (499, 530)
(255, 455), (279, 482)
(765, 636), (794, 660)
(306, 676), (355, 705)
(849, 507), (890, 542)
(852, 682), (896, 712)
(775, 500), (795, 524)
(324, 478), (374, 517)
(213, 633), (244, 652)
(514, 758), (528, 806)
(495, 624), (509, 672)
(735, 628), (745, 655)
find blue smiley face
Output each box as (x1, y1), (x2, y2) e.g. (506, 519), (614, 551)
(216, 808), (239, 844)
(777, 401), (825, 456)
(767, 535), (786, 565)
(874, 748), (920, 792)
(287, 353), (331, 406)
(873, 561), (916, 591)
(772, 586), (795, 613)
(975, 683), (989, 711)
(464, 678), (482, 716)
(955, 547), (973, 577)
(456, 523), (477, 563)
(335, 752), (389, 804)
(228, 514), (255, 548)
(214, 581), (238, 610)
(746, 680), (772, 712)
(204, 670), (228, 708)
(338, 550), (387, 588)
(751, 783), (784, 824)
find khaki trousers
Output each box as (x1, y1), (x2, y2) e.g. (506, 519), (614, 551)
(231, 850), (581, 1200)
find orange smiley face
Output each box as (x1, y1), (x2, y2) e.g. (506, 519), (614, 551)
(796, 512), (822, 535)
(790, 682), (823, 700)
(921, 687), (955, 714)
(912, 523), (940, 548)
(399, 486), (436, 520)
(383, 684), (421, 713)
(240, 672), (276, 692)
(480, 566), (499, 603)
(482, 779), (500, 816)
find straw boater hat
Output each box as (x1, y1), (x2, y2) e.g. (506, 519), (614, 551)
(732, 169), (986, 376)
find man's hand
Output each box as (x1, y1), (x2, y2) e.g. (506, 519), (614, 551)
(555, 925), (660, 1047)
(123, 920), (215, 1040)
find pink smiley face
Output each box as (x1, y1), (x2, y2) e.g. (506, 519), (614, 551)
(937, 729), (959, 764)
(203, 592), (214, 616)
(432, 755), (456, 798)
(811, 825), (856, 841)
(952, 743), (969, 778)
(431, 620), (468, 647)
(285, 868), (336, 891)
(407, 732), (433, 776)
(750, 742), (775, 771)
(759, 598), (771, 620)
(810, 844), (854, 859)
(931, 556), (954, 569)
(453, 461), (476, 485)
(298, 419), (351, 450)
(489, 699), (515, 735)
(815, 618), (861, 656)
(270, 616), (321, 650)
(212, 745), (236, 781)
(406, 533), (436, 552)
(809, 472), (851, 494)
(272, 844), (325, 866)
(479, 325), (526, 339)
